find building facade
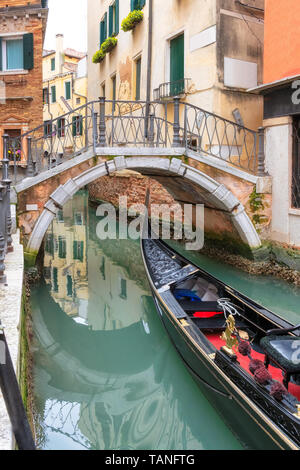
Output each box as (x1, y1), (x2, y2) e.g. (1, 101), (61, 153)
(43, 34), (87, 122)
(88, 0), (264, 133)
(43, 34), (87, 158)
(0, 0), (48, 161)
(250, 0), (300, 247)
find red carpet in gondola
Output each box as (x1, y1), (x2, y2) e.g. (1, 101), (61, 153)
(207, 333), (300, 401)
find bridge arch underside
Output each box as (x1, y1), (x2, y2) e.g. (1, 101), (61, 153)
(25, 157), (261, 261)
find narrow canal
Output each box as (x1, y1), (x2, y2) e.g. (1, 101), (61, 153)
(30, 190), (300, 450)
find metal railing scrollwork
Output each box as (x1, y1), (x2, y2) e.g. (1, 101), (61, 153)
(6, 98), (266, 184)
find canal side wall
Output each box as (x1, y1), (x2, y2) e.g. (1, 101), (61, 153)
(0, 232), (24, 450)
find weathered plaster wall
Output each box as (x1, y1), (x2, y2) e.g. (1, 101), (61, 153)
(88, 0), (263, 134)
(264, 117), (300, 246)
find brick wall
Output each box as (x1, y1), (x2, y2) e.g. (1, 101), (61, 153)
(0, 1), (43, 8)
(0, 2), (46, 158)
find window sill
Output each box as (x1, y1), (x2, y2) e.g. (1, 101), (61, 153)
(289, 209), (300, 217)
(0, 70), (29, 76)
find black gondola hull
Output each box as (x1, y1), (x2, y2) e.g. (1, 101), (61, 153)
(141, 236), (300, 451)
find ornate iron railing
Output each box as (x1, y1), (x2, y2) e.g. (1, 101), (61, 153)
(153, 78), (190, 101)
(6, 98), (266, 183)
(0, 136), (13, 284)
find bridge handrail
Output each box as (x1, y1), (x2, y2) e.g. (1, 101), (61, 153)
(6, 98), (266, 181)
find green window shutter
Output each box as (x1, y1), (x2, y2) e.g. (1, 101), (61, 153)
(23, 33), (34, 70)
(79, 242), (84, 262)
(65, 81), (71, 100)
(131, 0), (135, 11)
(115, 0), (119, 35)
(73, 241), (84, 261)
(0, 38), (2, 71)
(104, 12), (108, 41)
(53, 268), (58, 292)
(100, 21), (103, 47)
(58, 237), (66, 259)
(72, 116), (77, 137)
(58, 118), (61, 137)
(51, 85), (56, 103)
(109, 5), (114, 37)
(67, 275), (73, 297)
(140, 0), (146, 8)
(135, 58), (141, 100)
(79, 115), (83, 136)
(170, 34), (185, 96)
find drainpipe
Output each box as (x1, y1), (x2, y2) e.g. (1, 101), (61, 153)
(145, 0), (153, 139)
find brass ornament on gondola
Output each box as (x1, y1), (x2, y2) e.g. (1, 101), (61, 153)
(221, 314), (238, 359)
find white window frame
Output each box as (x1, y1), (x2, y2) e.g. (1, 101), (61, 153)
(1, 34), (25, 72)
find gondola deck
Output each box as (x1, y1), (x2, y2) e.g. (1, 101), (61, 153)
(141, 235), (300, 450)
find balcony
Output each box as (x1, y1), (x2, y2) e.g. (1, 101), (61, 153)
(153, 78), (190, 101)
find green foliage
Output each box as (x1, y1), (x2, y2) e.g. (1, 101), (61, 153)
(101, 36), (118, 54)
(249, 187), (269, 231)
(92, 36), (118, 64)
(249, 187), (265, 214)
(92, 49), (106, 64)
(121, 10), (144, 32)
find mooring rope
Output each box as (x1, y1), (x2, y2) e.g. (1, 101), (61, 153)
(217, 298), (241, 321)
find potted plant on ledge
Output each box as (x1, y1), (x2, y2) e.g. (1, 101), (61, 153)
(121, 10), (144, 32)
(92, 36), (118, 64)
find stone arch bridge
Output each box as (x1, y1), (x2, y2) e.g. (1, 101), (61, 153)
(9, 99), (271, 263)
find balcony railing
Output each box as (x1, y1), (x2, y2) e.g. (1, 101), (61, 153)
(154, 78), (190, 101)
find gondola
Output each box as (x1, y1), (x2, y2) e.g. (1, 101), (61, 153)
(140, 219), (300, 450)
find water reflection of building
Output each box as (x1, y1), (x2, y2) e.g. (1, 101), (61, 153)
(87, 236), (149, 331)
(43, 190), (89, 323)
(35, 195), (243, 450)
(32, 283), (210, 451)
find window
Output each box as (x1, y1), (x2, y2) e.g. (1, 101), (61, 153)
(170, 34), (185, 96)
(57, 210), (64, 223)
(43, 88), (49, 105)
(65, 81), (71, 100)
(76, 97), (81, 105)
(109, 0), (120, 36)
(51, 85), (56, 103)
(119, 278), (127, 300)
(100, 12), (108, 47)
(67, 275), (73, 297)
(101, 83), (106, 98)
(74, 212), (83, 225)
(45, 233), (54, 255)
(6, 39), (23, 70)
(5, 129), (21, 160)
(100, 257), (106, 280)
(44, 120), (53, 138)
(73, 241), (84, 262)
(0, 34), (33, 72)
(51, 57), (55, 71)
(58, 236), (66, 259)
(72, 115), (83, 136)
(131, 0), (146, 11)
(135, 57), (141, 100)
(53, 268), (58, 293)
(58, 118), (66, 138)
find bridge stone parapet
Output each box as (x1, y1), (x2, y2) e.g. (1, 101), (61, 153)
(13, 151), (264, 265)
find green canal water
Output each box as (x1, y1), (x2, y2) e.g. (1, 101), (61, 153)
(30, 191), (300, 450)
